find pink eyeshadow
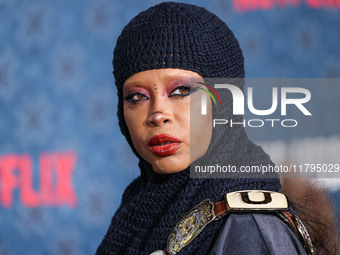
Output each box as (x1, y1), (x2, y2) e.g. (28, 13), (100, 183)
(165, 79), (192, 95)
(123, 85), (150, 97)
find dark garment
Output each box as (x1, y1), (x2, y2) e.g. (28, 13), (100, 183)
(210, 213), (306, 255)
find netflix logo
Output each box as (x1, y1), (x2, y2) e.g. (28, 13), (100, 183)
(0, 151), (77, 208)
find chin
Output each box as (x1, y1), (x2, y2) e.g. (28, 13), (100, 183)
(151, 156), (190, 174)
(145, 148), (190, 174)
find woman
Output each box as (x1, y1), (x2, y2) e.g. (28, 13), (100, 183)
(96, 2), (317, 254)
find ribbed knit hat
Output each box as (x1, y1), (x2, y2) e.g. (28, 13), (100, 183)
(113, 2), (245, 156)
(113, 2), (244, 89)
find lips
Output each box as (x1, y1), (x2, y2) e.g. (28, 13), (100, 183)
(147, 134), (183, 157)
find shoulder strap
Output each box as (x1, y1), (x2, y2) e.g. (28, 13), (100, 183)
(150, 190), (314, 255)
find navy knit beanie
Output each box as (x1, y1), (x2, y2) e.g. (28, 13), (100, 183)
(113, 2), (244, 88)
(113, 2), (245, 156)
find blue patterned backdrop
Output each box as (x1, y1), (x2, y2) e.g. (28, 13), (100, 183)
(0, 0), (339, 254)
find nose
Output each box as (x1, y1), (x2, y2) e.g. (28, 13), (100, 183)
(146, 98), (173, 127)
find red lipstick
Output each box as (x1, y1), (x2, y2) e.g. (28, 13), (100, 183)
(147, 134), (183, 157)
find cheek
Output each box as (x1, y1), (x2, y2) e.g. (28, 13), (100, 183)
(190, 97), (212, 159)
(123, 104), (145, 147)
(173, 100), (191, 127)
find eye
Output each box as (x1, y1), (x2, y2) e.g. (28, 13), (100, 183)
(169, 85), (192, 98)
(124, 92), (149, 104)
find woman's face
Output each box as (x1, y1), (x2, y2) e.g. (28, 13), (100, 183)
(123, 68), (212, 174)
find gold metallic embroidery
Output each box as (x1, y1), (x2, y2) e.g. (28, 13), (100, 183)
(166, 199), (216, 255)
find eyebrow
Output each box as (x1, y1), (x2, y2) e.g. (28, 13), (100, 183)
(164, 75), (193, 82)
(123, 81), (144, 88)
(124, 74), (201, 87)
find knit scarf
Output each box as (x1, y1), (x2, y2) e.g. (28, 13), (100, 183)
(96, 123), (281, 254)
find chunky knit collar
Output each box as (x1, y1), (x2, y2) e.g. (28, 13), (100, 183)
(96, 154), (280, 255)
